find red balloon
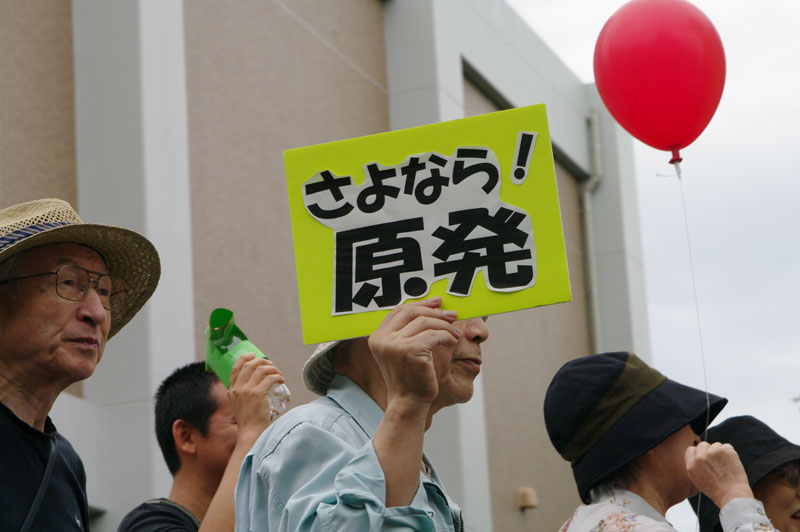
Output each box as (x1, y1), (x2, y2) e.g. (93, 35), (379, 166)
(593, 0), (725, 162)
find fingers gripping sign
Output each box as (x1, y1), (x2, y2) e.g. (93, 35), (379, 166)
(368, 297), (461, 406)
(686, 441), (754, 510)
(228, 354), (286, 441)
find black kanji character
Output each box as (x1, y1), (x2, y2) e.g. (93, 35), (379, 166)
(452, 148), (499, 194)
(334, 218), (427, 313)
(305, 170), (354, 220)
(357, 163), (400, 213)
(432, 207), (533, 295)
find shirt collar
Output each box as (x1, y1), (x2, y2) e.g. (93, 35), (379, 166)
(606, 489), (671, 525)
(0, 400), (57, 437)
(326, 374), (385, 438)
(325, 375), (449, 488)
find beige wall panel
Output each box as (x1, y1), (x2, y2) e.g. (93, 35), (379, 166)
(463, 72), (502, 116)
(465, 77), (588, 530)
(185, 0), (388, 406)
(282, 0), (386, 88)
(0, 0), (76, 207)
(1, 0), (80, 397)
(482, 163), (589, 532)
(558, 161), (587, 260)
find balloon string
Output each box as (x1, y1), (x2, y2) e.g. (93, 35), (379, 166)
(676, 175), (711, 434)
(676, 171), (711, 531)
(672, 161), (683, 179)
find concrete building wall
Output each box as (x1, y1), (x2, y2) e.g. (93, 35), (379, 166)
(0, 0), (86, 400)
(0, 0), (77, 207)
(462, 77), (588, 531)
(0, 1), (647, 531)
(184, 0), (390, 407)
(380, 2), (627, 530)
(68, 2), (196, 530)
(480, 159), (590, 531)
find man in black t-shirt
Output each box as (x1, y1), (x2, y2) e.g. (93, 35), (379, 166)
(0, 404), (90, 531)
(118, 358), (285, 532)
(0, 198), (160, 532)
(118, 498), (200, 531)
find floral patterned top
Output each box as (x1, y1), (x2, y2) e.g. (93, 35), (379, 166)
(559, 489), (774, 532)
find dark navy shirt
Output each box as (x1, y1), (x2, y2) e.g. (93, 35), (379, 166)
(0, 400), (90, 531)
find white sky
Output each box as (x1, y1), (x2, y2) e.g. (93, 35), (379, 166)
(506, 0), (800, 528)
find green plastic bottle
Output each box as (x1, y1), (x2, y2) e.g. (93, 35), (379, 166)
(206, 307), (291, 419)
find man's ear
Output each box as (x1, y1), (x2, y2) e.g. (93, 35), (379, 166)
(172, 419), (198, 457)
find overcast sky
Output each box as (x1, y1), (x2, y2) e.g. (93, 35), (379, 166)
(506, 0), (800, 527)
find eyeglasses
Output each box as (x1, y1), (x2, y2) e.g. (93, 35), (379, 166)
(0, 264), (125, 311)
(775, 461), (800, 489)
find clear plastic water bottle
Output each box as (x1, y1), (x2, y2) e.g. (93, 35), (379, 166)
(268, 383), (291, 421)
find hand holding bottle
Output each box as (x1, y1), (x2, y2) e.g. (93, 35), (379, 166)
(229, 353), (286, 438)
(206, 308), (292, 420)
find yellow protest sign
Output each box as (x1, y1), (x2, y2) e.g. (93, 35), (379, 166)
(285, 104), (571, 344)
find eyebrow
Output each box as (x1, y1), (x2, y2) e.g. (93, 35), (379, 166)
(53, 259), (110, 275)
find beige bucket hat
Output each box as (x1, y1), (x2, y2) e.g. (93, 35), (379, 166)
(302, 313), (487, 395)
(0, 198), (161, 338)
(302, 340), (343, 395)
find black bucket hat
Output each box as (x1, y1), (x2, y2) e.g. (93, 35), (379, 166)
(690, 415), (800, 532)
(544, 351), (727, 503)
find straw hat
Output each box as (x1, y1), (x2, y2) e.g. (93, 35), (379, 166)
(0, 198), (160, 338)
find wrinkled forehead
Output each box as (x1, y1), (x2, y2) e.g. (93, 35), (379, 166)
(16, 242), (108, 274)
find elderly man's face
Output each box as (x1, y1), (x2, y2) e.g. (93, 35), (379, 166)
(430, 317), (489, 410)
(0, 243), (111, 386)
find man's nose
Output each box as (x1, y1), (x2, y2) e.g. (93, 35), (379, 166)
(78, 285), (109, 325)
(463, 317), (489, 343)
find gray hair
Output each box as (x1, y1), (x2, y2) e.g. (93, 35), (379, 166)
(587, 459), (642, 503)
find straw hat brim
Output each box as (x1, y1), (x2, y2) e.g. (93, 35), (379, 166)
(1, 222), (160, 339)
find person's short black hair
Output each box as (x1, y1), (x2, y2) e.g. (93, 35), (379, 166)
(155, 362), (221, 475)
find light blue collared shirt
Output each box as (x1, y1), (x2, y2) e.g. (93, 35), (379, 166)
(235, 375), (463, 532)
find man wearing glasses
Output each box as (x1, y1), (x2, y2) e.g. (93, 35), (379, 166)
(0, 198), (160, 532)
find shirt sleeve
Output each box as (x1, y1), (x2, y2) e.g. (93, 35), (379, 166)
(719, 498), (775, 532)
(235, 421), (439, 532)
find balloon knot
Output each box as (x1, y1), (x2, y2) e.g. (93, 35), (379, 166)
(669, 149), (683, 164)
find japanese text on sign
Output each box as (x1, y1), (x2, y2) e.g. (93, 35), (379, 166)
(285, 103), (570, 344)
(303, 143), (537, 315)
